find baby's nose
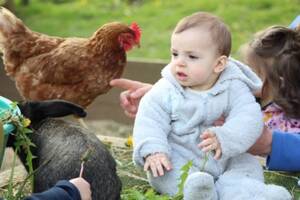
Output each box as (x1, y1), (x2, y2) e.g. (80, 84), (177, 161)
(175, 58), (186, 67)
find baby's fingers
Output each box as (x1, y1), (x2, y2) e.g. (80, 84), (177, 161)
(214, 148), (222, 160)
(149, 162), (158, 177)
(202, 143), (217, 153)
(156, 161), (165, 177)
(198, 138), (214, 149)
(144, 160), (150, 172)
(161, 157), (172, 171)
(200, 130), (215, 140)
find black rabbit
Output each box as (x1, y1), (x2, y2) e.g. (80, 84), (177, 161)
(6, 100), (121, 200)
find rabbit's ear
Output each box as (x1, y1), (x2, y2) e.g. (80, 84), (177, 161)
(18, 100), (86, 125)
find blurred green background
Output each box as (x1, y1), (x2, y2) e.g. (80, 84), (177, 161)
(3, 0), (300, 60)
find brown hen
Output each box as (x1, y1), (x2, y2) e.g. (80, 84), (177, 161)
(0, 7), (141, 108)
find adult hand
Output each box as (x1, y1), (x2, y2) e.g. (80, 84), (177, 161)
(110, 78), (152, 118)
(247, 125), (273, 157)
(144, 152), (172, 177)
(69, 177), (92, 200)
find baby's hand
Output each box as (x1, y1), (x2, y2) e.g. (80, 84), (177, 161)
(144, 153), (172, 177)
(198, 130), (222, 160)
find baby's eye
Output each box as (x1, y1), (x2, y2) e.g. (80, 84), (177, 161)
(189, 55), (198, 59)
(172, 52), (178, 57)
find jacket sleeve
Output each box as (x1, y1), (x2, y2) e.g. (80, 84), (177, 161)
(209, 80), (264, 160)
(133, 79), (172, 167)
(267, 131), (300, 171)
(23, 180), (81, 200)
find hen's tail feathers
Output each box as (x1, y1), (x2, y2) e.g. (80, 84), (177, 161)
(0, 7), (25, 47)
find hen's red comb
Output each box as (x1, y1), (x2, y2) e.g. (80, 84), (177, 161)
(130, 22), (141, 42)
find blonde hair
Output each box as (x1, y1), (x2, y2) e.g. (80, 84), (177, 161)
(173, 12), (231, 57)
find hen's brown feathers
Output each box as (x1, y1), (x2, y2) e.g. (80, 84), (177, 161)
(0, 7), (140, 107)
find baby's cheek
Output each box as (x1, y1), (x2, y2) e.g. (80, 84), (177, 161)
(191, 68), (207, 80)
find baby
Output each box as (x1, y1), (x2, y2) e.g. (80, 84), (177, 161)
(133, 12), (291, 199)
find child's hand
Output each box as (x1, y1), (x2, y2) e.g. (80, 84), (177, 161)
(69, 177), (91, 200)
(144, 153), (172, 177)
(198, 130), (222, 160)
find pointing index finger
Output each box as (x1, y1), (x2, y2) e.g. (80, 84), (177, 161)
(110, 78), (146, 91)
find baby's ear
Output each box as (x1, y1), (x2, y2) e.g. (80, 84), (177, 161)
(214, 56), (228, 73)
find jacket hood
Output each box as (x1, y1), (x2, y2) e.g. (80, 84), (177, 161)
(161, 57), (262, 97)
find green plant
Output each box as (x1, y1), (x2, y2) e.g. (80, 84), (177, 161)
(200, 152), (209, 171)
(121, 160), (193, 200)
(0, 102), (35, 200)
(172, 160), (193, 200)
(79, 147), (94, 177)
(122, 188), (170, 200)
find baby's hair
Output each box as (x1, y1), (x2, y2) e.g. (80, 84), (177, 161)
(242, 25), (300, 118)
(173, 12), (231, 57)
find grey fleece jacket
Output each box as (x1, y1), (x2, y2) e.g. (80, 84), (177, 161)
(133, 58), (264, 177)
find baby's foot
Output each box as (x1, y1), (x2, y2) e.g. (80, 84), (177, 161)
(183, 172), (217, 200)
(264, 184), (292, 200)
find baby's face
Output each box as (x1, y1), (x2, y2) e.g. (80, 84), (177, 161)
(170, 27), (221, 91)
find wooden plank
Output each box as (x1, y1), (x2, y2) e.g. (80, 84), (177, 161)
(0, 165), (27, 188)
(97, 135), (127, 147)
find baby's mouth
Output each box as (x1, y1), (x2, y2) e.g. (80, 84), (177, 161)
(176, 72), (188, 81)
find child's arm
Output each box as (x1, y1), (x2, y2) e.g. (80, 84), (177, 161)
(23, 179), (84, 200)
(247, 125), (272, 156)
(267, 131), (300, 171)
(208, 79), (263, 160)
(133, 78), (173, 167)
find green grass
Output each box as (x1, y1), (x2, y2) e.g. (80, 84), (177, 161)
(1, 146), (299, 199)
(114, 146), (300, 199)
(264, 171), (300, 199)
(12, 0), (299, 60)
